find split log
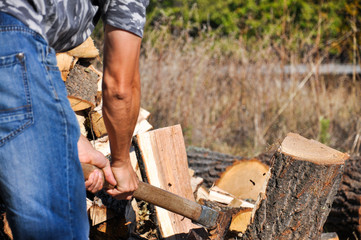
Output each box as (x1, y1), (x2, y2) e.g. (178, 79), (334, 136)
(66, 64), (98, 106)
(229, 208), (253, 233)
(133, 125), (201, 239)
(242, 133), (349, 240)
(215, 159), (269, 201)
(67, 96), (94, 111)
(320, 232), (339, 240)
(67, 37), (99, 59)
(56, 52), (76, 81)
(90, 111), (107, 138)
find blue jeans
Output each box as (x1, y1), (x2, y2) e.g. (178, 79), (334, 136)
(0, 12), (89, 239)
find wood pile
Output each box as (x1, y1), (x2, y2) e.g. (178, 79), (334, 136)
(0, 38), (356, 240)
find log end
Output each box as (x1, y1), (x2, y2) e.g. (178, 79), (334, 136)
(280, 133), (349, 165)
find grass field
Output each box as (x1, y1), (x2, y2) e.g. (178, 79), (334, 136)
(137, 28), (360, 157)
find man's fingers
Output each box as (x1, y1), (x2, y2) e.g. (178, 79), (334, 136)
(106, 188), (134, 200)
(103, 163), (117, 186)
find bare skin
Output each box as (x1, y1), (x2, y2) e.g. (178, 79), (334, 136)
(102, 25), (141, 200)
(77, 134), (116, 193)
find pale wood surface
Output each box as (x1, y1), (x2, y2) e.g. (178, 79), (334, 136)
(67, 37), (99, 58)
(215, 159), (269, 201)
(229, 208), (253, 233)
(134, 125), (200, 238)
(281, 133), (349, 164)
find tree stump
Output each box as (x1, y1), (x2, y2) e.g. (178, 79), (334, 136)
(242, 133), (349, 240)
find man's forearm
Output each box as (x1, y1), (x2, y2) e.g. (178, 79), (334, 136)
(102, 24), (142, 165)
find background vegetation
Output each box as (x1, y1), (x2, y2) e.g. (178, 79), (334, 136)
(93, 0), (361, 157)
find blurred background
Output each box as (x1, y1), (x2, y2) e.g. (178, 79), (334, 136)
(93, 0), (361, 157)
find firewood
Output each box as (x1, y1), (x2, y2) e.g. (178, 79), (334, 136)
(89, 197), (116, 226)
(133, 125), (201, 239)
(195, 185), (209, 202)
(242, 133), (349, 240)
(229, 208), (253, 233)
(90, 111), (107, 138)
(67, 37), (99, 59)
(67, 96), (94, 111)
(75, 113), (87, 136)
(66, 64), (98, 106)
(208, 186), (235, 205)
(56, 52), (75, 81)
(320, 232), (339, 240)
(215, 159), (269, 201)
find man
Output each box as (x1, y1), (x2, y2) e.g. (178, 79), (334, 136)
(0, 0), (148, 239)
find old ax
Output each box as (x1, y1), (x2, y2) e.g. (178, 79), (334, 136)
(81, 163), (232, 240)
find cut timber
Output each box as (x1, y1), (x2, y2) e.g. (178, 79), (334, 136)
(67, 96), (94, 111)
(242, 133), (349, 240)
(133, 125), (201, 239)
(56, 52), (75, 81)
(67, 37), (99, 58)
(215, 159), (269, 201)
(321, 232), (339, 240)
(90, 111), (107, 138)
(229, 208), (253, 233)
(66, 64), (98, 105)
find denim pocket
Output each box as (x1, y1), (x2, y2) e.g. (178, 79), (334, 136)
(0, 52), (33, 146)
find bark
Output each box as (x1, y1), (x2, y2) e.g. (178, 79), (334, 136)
(324, 156), (361, 240)
(65, 63), (98, 105)
(242, 133), (348, 240)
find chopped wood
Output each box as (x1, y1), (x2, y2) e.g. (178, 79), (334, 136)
(133, 125), (201, 239)
(215, 159), (269, 201)
(56, 52), (75, 81)
(67, 96), (94, 111)
(190, 176), (204, 194)
(75, 113), (87, 136)
(67, 37), (99, 59)
(93, 136), (110, 156)
(321, 232), (339, 240)
(242, 133), (349, 240)
(66, 64), (98, 105)
(208, 186), (255, 209)
(90, 111), (107, 138)
(229, 208), (253, 233)
(208, 186), (234, 205)
(89, 197), (116, 226)
(195, 186), (209, 202)
(228, 198), (255, 209)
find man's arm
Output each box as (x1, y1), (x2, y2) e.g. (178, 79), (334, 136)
(102, 24), (141, 200)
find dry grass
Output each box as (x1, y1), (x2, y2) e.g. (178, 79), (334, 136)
(138, 29), (360, 157)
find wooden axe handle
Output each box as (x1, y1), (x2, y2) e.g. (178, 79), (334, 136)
(81, 163), (204, 223)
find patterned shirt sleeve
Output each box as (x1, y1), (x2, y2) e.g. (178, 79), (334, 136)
(103, 0), (149, 38)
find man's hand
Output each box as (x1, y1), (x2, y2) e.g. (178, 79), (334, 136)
(78, 135), (117, 193)
(106, 160), (139, 200)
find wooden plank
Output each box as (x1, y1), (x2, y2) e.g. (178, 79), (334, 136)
(134, 125), (200, 239)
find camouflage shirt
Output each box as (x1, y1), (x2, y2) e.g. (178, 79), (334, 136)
(0, 0), (149, 52)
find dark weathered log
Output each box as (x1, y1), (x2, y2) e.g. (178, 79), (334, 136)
(186, 147), (246, 187)
(324, 156), (361, 239)
(242, 133), (348, 240)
